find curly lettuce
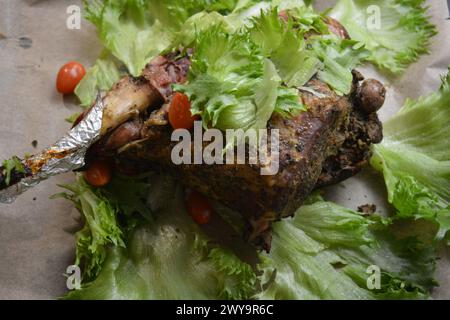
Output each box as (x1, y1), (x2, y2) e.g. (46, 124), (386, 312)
(248, 7), (367, 95)
(1, 156), (25, 186)
(329, 0), (437, 74)
(174, 27), (283, 130)
(274, 87), (305, 117)
(249, 7), (324, 88)
(63, 175), (256, 300)
(79, 0), (229, 106)
(78, 2), (373, 127)
(58, 173), (437, 300)
(174, 6), (371, 129)
(53, 175), (125, 280)
(311, 37), (369, 94)
(77, 1), (308, 116)
(256, 197), (436, 300)
(84, 0), (174, 76)
(82, 0), (269, 78)
(74, 54), (121, 107)
(371, 69), (450, 244)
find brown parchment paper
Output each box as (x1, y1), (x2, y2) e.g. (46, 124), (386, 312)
(0, 0), (449, 299)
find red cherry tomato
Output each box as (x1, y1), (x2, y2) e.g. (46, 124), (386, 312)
(186, 191), (213, 225)
(168, 92), (197, 130)
(56, 61), (86, 94)
(84, 160), (112, 187)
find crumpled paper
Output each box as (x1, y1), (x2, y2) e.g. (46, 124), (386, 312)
(0, 0), (449, 299)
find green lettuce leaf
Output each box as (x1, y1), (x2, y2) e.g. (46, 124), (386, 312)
(84, 0), (263, 76)
(225, 1), (272, 29)
(74, 55), (121, 107)
(249, 7), (324, 88)
(171, 11), (235, 48)
(274, 87), (306, 117)
(53, 175), (125, 280)
(225, 0), (312, 28)
(371, 69), (450, 244)
(80, 2), (370, 129)
(167, 0), (284, 36)
(329, 0), (437, 74)
(65, 112), (82, 124)
(102, 174), (153, 222)
(249, 8), (298, 56)
(167, 2), (311, 53)
(64, 174), (256, 300)
(311, 37), (369, 95)
(174, 27), (281, 130)
(1, 156), (25, 186)
(272, 41), (323, 89)
(253, 59), (281, 129)
(248, 7), (367, 95)
(256, 197), (436, 299)
(175, 5), (369, 129)
(65, 228), (256, 300)
(84, 0), (173, 76)
(58, 174), (437, 300)
(80, 0), (237, 105)
(148, 0), (244, 29)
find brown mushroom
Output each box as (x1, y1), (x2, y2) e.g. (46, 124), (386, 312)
(356, 79), (386, 114)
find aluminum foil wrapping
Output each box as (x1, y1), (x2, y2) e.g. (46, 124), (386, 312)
(0, 94), (104, 204)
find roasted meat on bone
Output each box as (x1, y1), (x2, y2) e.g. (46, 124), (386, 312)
(0, 19), (385, 251)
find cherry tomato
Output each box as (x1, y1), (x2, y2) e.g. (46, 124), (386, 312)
(56, 61), (86, 94)
(168, 92), (197, 130)
(186, 191), (213, 225)
(84, 160), (112, 187)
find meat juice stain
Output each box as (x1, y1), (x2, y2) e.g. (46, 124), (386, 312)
(18, 37), (33, 49)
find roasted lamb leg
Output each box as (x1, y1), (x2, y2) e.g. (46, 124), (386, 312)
(86, 52), (384, 251)
(0, 18), (385, 251)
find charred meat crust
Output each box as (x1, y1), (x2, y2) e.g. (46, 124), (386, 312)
(113, 76), (356, 252)
(316, 111), (383, 188)
(316, 72), (384, 188)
